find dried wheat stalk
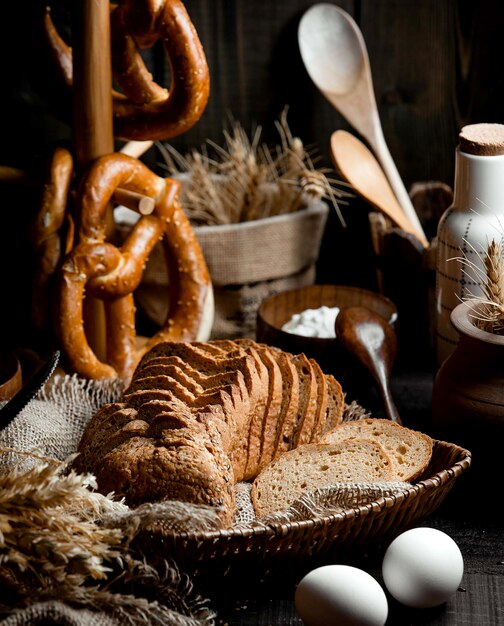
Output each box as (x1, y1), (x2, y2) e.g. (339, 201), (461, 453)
(0, 450), (217, 623)
(473, 239), (504, 333)
(453, 238), (504, 334)
(0, 452), (126, 590)
(157, 109), (350, 226)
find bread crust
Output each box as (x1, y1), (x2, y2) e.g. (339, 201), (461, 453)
(250, 438), (395, 517)
(320, 418), (433, 482)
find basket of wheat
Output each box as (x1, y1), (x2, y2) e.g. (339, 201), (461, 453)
(116, 111), (349, 339)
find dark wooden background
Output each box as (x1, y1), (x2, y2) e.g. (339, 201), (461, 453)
(1, 0), (503, 350)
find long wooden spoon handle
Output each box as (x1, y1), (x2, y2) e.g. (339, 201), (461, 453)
(368, 127), (429, 247)
(330, 131), (429, 248)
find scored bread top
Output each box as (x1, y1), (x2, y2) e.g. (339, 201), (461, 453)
(250, 438), (394, 518)
(75, 339), (348, 527)
(320, 418), (433, 482)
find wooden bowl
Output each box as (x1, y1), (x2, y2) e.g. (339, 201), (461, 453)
(0, 352), (22, 402)
(256, 284), (398, 380)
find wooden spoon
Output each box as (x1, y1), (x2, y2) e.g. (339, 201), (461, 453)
(336, 305), (402, 424)
(330, 130), (429, 247)
(298, 3), (427, 243)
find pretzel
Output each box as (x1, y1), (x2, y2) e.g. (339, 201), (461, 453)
(43, 0), (210, 141)
(58, 152), (213, 382)
(30, 147), (74, 334)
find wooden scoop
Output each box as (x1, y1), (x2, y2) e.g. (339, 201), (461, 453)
(298, 3), (427, 243)
(336, 305), (402, 424)
(330, 130), (429, 247)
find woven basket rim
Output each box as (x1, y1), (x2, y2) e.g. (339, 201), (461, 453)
(193, 199), (328, 235)
(154, 438), (471, 541)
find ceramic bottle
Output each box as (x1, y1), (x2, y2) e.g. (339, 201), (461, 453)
(435, 123), (504, 366)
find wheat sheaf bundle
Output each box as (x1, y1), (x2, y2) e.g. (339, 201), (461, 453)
(0, 450), (216, 624)
(157, 109), (350, 226)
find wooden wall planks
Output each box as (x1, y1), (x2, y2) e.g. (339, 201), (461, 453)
(0, 1), (503, 345)
(3, 2), (504, 173)
(2, 1), (503, 187)
(169, 0), (504, 187)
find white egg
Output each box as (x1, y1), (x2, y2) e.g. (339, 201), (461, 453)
(382, 527), (464, 608)
(295, 564), (388, 626)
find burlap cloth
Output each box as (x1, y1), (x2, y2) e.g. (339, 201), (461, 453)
(0, 376), (217, 626)
(0, 376), (410, 625)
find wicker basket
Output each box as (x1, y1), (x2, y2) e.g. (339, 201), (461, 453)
(132, 439), (470, 589)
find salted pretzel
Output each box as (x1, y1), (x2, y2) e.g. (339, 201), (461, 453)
(43, 0), (210, 141)
(57, 152), (214, 382)
(30, 147), (74, 334)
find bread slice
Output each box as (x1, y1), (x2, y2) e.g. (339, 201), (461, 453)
(268, 350), (300, 462)
(320, 418), (433, 482)
(235, 345), (269, 480)
(199, 341), (269, 481)
(321, 374), (345, 434)
(200, 339), (271, 481)
(251, 438), (394, 517)
(288, 353), (318, 450)
(232, 340), (284, 475)
(298, 357), (328, 447)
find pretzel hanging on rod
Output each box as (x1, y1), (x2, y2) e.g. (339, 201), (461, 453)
(42, 0), (210, 141)
(26, 0), (213, 383)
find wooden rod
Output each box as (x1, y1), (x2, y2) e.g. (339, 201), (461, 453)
(72, 0), (114, 172)
(72, 0), (115, 362)
(120, 140), (154, 159)
(0, 165), (154, 217)
(112, 188), (155, 215)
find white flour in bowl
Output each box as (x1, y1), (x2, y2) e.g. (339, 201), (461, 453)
(281, 305), (340, 338)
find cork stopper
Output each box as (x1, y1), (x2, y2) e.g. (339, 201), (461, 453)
(459, 123), (504, 156)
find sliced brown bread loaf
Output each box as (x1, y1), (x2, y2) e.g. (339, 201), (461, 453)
(250, 438), (394, 517)
(76, 339), (349, 527)
(320, 418), (433, 481)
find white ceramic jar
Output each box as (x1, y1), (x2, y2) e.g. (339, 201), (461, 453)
(435, 123), (504, 366)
